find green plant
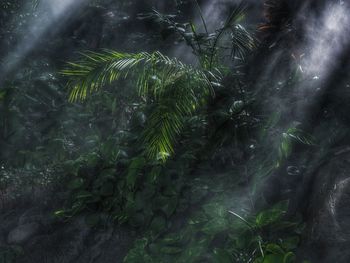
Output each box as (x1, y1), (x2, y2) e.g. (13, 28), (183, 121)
(140, 4), (255, 70)
(62, 50), (217, 161)
(61, 2), (256, 160)
(0, 245), (23, 263)
(277, 127), (316, 166)
(228, 201), (302, 262)
(123, 192), (307, 263)
(57, 3), (316, 263)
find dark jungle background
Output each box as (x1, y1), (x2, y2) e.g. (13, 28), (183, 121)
(1, 0), (350, 262)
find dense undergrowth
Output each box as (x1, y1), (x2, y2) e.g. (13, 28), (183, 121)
(0, 1), (321, 262)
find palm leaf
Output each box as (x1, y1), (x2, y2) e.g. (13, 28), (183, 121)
(141, 5), (255, 69)
(62, 50), (219, 160)
(206, 3), (256, 69)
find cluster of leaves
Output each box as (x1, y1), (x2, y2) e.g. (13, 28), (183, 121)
(0, 61), (66, 167)
(54, 112), (207, 228)
(61, 4), (256, 162)
(277, 127), (316, 167)
(0, 245), (23, 263)
(228, 201), (304, 263)
(139, 3), (255, 70)
(124, 195), (309, 263)
(62, 50), (217, 160)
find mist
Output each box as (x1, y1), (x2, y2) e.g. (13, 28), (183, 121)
(303, 1), (350, 80)
(1, 1), (350, 262)
(0, 0), (85, 82)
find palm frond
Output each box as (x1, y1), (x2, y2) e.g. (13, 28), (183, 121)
(207, 3), (256, 68)
(230, 24), (256, 60)
(33, 0), (39, 8)
(62, 50), (219, 160)
(141, 5), (255, 69)
(62, 50), (213, 101)
(223, 2), (247, 28)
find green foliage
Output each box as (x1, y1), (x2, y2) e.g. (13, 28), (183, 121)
(62, 50), (217, 160)
(123, 238), (153, 263)
(123, 193), (307, 263)
(56, 152), (191, 230)
(255, 200), (288, 227)
(277, 127), (316, 167)
(0, 1), (319, 262)
(62, 51), (213, 102)
(61, 2), (257, 162)
(0, 245), (23, 263)
(126, 157), (146, 189)
(140, 4), (256, 69)
(56, 4), (316, 263)
(227, 201), (304, 262)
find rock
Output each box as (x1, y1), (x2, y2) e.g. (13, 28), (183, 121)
(18, 208), (42, 225)
(7, 223), (40, 245)
(15, 216), (91, 263)
(12, 215), (135, 263)
(299, 151), (350, 262)
(0, 229), (6, 247)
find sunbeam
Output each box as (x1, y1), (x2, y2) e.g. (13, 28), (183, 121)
(302, 2), (350, 80)
(2, 1), (350, 262)
(0, 0), (86, 82)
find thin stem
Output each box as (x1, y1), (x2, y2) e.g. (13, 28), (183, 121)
(208, 29), (224, 70)
(228, 210), (254, 229)
(193, 0), (208, 35)
(258, 236), (265, 258)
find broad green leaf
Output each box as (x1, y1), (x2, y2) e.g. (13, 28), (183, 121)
(150, 216), (167, 233)
(99, 168), (116, 179)
(161, 234), (183, 246)
(201, 218), (227, 236)
(85, 213), (100, 227)
(265, 243), (284, 254)
(54, 210), (66, 217)
(0, 90), (7, 100)
(123, 238), (152, 263)
(126, 157), (146, 188)
(67, 177), (84, 190)
(262, 254), (284, 263)
(75, 190), (93, 199)
(255, 201), (288, 227)
(213, 248), (233, 263)
(160, 246), (183, 255)
(188, 211), (208, 225)
(161, 197), (178, 217)
(100, 182), (114, 196)
(281, 236), (300, 250)
(283, 252), (296, 263)
(129, 212), (145, 227)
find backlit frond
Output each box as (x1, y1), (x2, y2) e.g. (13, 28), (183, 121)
(62, 50), (220, 160)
